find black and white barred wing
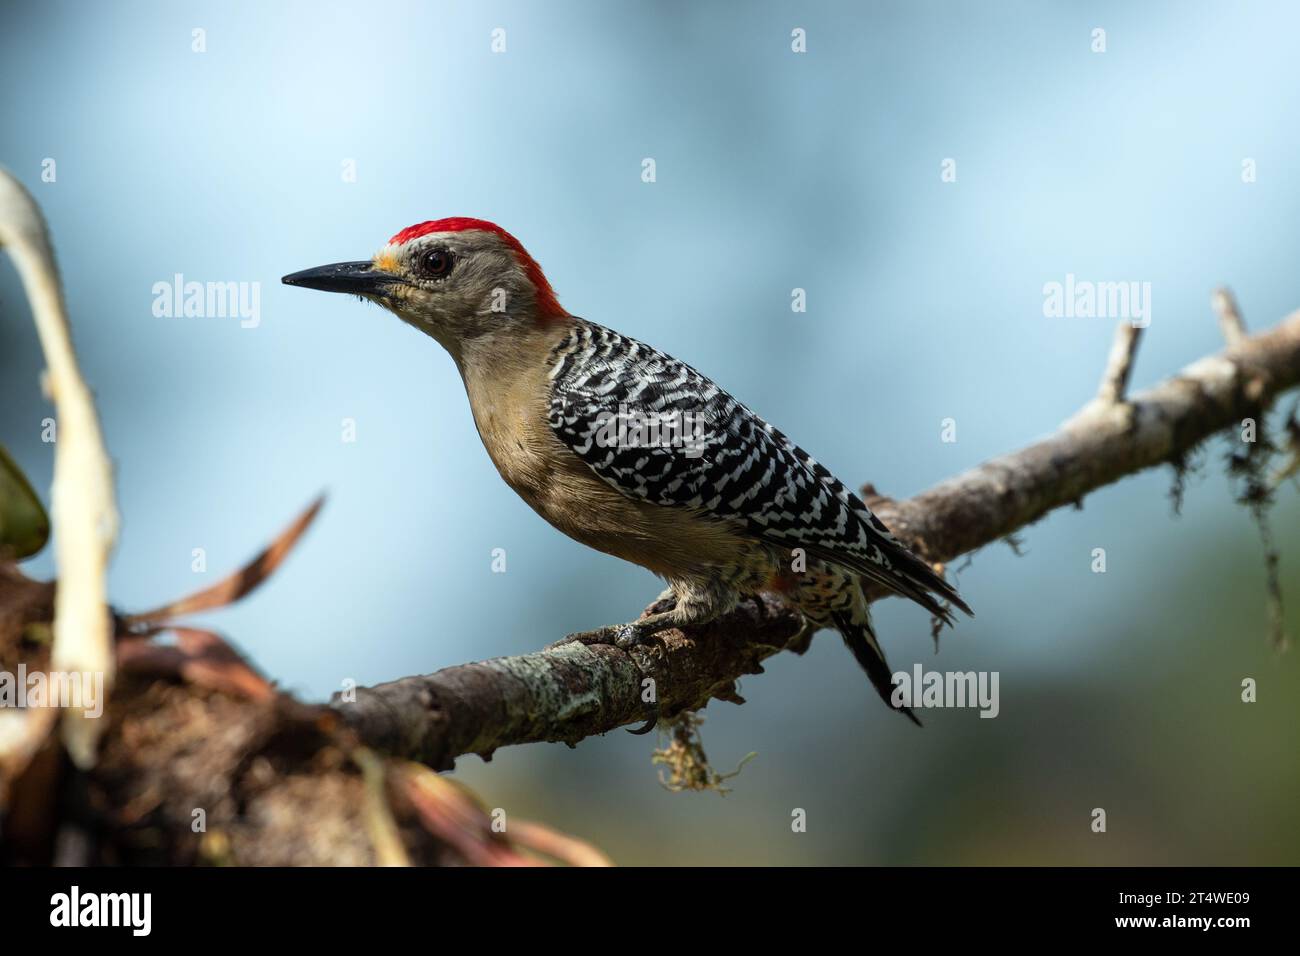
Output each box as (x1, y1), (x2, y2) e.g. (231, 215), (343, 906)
(546, 321), (970, 619)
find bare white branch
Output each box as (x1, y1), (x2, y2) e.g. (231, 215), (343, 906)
(0, 169), (118, 768)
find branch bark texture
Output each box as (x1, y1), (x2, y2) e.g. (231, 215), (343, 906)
(338, 313), (1300, 769)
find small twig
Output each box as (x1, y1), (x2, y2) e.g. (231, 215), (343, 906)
(1213, 287), (1248, 347)
(1095, 320), (1145, 405)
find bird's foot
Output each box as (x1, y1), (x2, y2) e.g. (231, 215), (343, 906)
(549, 619), (666, 733)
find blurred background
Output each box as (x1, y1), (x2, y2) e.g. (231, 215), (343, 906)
(2, 0), (1297, 864)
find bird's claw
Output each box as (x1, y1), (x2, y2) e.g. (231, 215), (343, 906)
(552, 622), (650, 650)
(549, 628), (608, 648)
(613, 623), (645, 650)
(626, 705), (660, 735)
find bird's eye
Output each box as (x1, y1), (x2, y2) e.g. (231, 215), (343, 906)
(418, 248), (455, 280)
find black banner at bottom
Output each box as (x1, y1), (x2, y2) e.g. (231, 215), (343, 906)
(0, 866), (1279, 939)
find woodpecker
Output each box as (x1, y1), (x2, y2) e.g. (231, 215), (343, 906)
(283, 218), (971, 721)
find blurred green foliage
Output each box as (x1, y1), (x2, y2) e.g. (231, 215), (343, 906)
(0, 444), (48, 560)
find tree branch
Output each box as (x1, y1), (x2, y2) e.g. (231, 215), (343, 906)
(337, 310), (1300, 769)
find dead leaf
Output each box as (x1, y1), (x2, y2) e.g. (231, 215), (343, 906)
(124, 495), (324, 627)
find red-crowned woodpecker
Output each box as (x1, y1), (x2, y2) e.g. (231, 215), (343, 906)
(284, 218), (972, 722)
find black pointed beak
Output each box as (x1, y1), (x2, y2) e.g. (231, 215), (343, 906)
(281, 261), (399, 297)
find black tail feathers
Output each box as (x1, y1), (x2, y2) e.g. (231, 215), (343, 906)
(832, 610), (921, 726)
(862, 544), (973, 627)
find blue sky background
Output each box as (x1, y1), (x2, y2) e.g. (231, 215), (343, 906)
(3, 0), (1298, 864)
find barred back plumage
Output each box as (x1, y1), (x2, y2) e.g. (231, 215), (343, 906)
(546, 319), (972, 624)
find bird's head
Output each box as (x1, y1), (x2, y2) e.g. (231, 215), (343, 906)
(282, 217), (565, 357)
